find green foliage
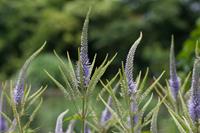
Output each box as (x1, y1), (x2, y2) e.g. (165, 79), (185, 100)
(179, 18), (200, 72)
(0, 0), (199, 80)
(27, 53), (68, 88)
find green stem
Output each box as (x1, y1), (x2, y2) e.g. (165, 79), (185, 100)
(82, 92), (89, 133)
(128, 97), (135, 133)
(196, 122), (199, 133)
(175, 100), (179, 114)
(82, 96), (85, 133)
(13, 106), (23, 133)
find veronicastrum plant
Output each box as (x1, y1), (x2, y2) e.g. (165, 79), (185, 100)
(96, 33), (165, 133)
(155, 37), (200, 133)
(0, 44), (46, 133)
(46, 9), (116, 133)
(46, 7), (167, 132)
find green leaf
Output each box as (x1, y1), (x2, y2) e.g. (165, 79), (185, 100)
(168, 110), (187, 133)
(97, 71), (119, 101)
(164, 101), (188, 130)
(150, 99), (160, 133)
(59, 66), (80, 100)
(24, 98), (43, 130)
(45, 70), (69, 98)
(180, 72), (191, 94)
(139, 71), (165, 103)
(26, 86), (46, 110)
(100, 80), (125, 123)
(137, 68), (149, 99)
(98, 94), (126, 130)
(87, 54), (116, 95)
(178, 91), (194, 129)
(54, 51), (78, 91)
(89, 54), (97, 78)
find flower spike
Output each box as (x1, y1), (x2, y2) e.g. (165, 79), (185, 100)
(79, 8), (91, 87)
(55, 110), (69, 133)
(100, 84), (118, 125)
(13, 43), (46, 104)
(0, 86), (7, 132)
(169, 35), (180, 100)
(125, 32), (142, 131)
(125, 32), (142, 94)
(188, 58), (200, 122)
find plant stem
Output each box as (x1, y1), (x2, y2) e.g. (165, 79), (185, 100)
(82, 94), (86, 133)
(128, 97), (135, 133)
(12, 106), (23, 133)
(196, 122), (199, 133)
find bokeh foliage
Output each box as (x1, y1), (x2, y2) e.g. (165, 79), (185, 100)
(0, 0), (200, 81)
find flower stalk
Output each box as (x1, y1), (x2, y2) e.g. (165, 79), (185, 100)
(125, 32), (142, 133)
(79, 8), (91, 133)
(0, 85), (7, 132)
(55, 110), (69, 133)
(13, 43), (46, 105)
(169, 35), (180, 101)
(188, 58), (200, 126)
(100, 84), (118, 126)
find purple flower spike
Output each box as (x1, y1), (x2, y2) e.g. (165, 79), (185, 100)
(0, 117), (7, 132)
(13, 43), (45, 104)
(55, 110), (69, 133)
(100, 97), (112, 125)
(188, 58), (200, 122)
(0, 87), (7, 132)
(100, 84), (118, 126)
(125, 32), (142, 94)
(125, 32), (142, 131)
(169, 35), (180, 100)
(80, 8), (91, 87)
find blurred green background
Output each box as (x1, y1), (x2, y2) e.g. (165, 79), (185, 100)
(1, 0), (200, 132)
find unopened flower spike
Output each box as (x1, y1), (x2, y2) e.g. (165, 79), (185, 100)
(169, 35), (180, 100)
(65, 120), (76, 133)
(0, 85), (7, 132)
(55, 109), (69, 133)
(79, 8), (91, 87)
(125, 32), (142, 94)
(13, 42), (46, 104)
(100, 84), (118, 125)
(188, 58), (200, 122)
